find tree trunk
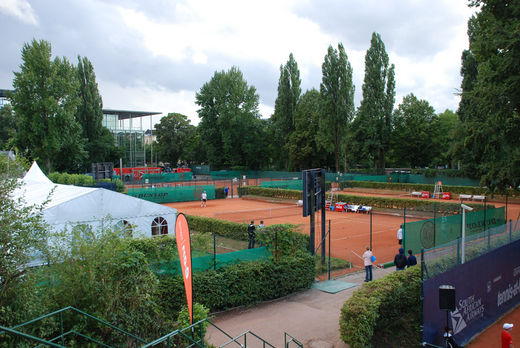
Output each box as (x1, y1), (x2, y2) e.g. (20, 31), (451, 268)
(45, 157), (51, 173)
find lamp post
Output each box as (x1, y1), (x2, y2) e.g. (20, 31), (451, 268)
(461, 203), (474, 264)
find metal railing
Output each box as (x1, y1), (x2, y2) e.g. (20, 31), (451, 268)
(219, 329), (275, 348)
(284, 332), (303, 348)
(1, 306), (296, 348)
(0, 306), (145, 347)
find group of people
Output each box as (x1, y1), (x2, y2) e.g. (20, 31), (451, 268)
(247, 220), (265, 249)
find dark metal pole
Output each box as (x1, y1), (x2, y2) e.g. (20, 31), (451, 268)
(328, 219), (331, 280)
(213, 234), (217, 270)
(321, 171), (326, 264)
(433, 202), (436, 248)
(505, 193), (508, 224)
(484, 197), (487, 232)
(309, 179), (315, 255)
(403, 207), (406, 251)
(370, 211), (373, 250)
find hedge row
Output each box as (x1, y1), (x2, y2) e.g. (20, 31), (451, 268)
(186, 215), (310, 255)
(186, 215), (249, 240)
(344, 180), (520, 197)
(340, 266), (421, 348)
(48, 172), (125, 192)
(240, 186), (485, 212)
(157, 251), (316, 314)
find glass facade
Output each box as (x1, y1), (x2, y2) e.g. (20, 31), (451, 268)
(103, 111), (153, 168)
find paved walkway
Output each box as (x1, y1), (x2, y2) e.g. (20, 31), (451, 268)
(205, 266), (395, 348)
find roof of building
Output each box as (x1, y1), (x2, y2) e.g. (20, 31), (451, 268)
(0, 89), (12, 98)
(103, 109), (161, 120)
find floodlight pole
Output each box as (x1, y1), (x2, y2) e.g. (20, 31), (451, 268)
(460, 203), (474, 264)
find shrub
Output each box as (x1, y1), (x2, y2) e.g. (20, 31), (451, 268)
(177, 303), (210, 345)
(158, 250), (315, 314)
(340, 266), (421, 348)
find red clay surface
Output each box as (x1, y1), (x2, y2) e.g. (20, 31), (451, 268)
(163, 191), (520, 345)
(164, 197), (419, 269)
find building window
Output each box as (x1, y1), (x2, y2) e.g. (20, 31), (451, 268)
(152, 217), (168, 236)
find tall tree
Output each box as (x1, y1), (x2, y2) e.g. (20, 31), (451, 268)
(319, 43), (355, 171)
(354, 32), (395, 170)
(390, 94), (438, 168)
(0, 104), (16, 149)
(286, 89), (326, 170)
(456, 1), (520, 191)
(270, 53), (302, 169)
(433, 109), (459, 168)
(76, 56), (118, 169)
(196, 67), (267, 169)
(11, 39), (86, 173)
(154, 113), (195, 165)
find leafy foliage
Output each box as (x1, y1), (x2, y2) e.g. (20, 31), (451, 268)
(271, 53), (302, 170)
(353, 32), (395, 169)
(158, 251), (315, 313)
(155, 113), (197, 165)
(319, 43), (355, 171)
(340, 267), (421, 347)
(35, 224), (173, 344)
(286, 89), (328, 170)
(195, 66), (268, 169)
(456, 1), (520, 192)
(11, 39), (86, 173)
(0, 157), (48, 323)
(390, 94), (438, 167)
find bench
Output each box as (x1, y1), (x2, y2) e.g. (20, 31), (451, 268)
(472, 195), (486, 201)
(459, 194), (472, 200)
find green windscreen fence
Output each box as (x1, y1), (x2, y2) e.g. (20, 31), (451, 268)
(261, 179), (302, 190)
(189, 165), (210, 175)
(127, 185), (215, 203)
(211, 170), (242, 179)
(142, 172), (193, 182)
(150, 247), (271, 275)
(404, 207), (505, 252)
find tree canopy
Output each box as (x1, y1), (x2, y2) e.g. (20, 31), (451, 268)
(354, 32), (395, 170)
(195, 66), (267, 169)
(155, 112), (196, 166)
(319, 43), (355, 172)
(456, 0), (520, 191)
(11, 39), (86, 173)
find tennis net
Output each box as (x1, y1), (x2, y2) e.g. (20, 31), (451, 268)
(214, 205), (302, 223)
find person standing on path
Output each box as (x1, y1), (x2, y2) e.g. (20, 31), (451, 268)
(397, 224), (403, 245)
(201, 190), (207, 207)
(362, 246), (373, 282)
(407, 249), (417, 267)
(394, 247), (408, 271)
(247, 220), (256, 249)
(502, 323), (514, 348)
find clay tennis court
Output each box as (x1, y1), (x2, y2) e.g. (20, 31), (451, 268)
(164, 197), (420, 268)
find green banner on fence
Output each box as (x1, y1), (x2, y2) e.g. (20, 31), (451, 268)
(127, 185), (215, 203)
(150, 247), (271, 275)
(404, 207), (505, 252)
(142, 172), (193, 183)
(261, 179), (302, 190)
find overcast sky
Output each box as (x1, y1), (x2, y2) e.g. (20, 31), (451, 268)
(0, 0), (475, 127)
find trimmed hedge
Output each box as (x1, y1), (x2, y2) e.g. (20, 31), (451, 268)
(157, 251), (316, 314)
(239, 186), (486, 212)
(187, 215), (249, 240)
(340, 266), (421, 348)
(344, 180), (520, 197)
(48, 172), (125, 193)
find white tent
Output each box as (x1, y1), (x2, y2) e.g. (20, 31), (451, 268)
(14, 162), (177, 238)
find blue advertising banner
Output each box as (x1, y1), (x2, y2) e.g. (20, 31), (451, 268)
(423, 239), (520, 346)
